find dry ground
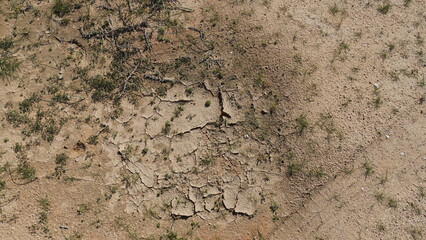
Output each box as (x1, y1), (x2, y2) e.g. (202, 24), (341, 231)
(0, 0), (425, 239)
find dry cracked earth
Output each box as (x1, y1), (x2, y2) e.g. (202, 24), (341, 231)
(0, 0), (425, 239)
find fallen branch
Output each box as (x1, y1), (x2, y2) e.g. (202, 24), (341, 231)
(53, 36), (85, 50)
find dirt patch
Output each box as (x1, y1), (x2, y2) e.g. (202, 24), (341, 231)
(0, 0), (425, 239)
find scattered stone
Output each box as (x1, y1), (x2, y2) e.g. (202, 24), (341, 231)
(230, 149), (239, 154)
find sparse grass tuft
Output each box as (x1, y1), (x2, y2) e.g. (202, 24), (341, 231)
(387, 198), (397, 208)
(55, 153), (68, 165)
(287, 162), (302, 177)
(52, 0), (72, 17)
(16, 160), (36, 181)
(19, 93), (40, 113)
(372, 86), (382, 108)
(0, 52), (20, 81)
(409, 227), (423, 240)
(185, 87), (193, 96)
(77, 203), (90, 215)
(363, 161), (374, 177)
(0, 37), (14, 51)
(377, 3), (391, 15)
(374, 192), (385, 203)
(296, 114), (309, 135)
(146, 0), (179, 12)
(162, 121), (171, 134)
(38, 197), (51, 211)
(163, 231), (188, 240)
(204, 100), (211, 107)
(6, 110), (29, 126)
(201, 156), (215, 166)
(403, 0), (412, 7)
(270, 202), (279, 213)
(52, 93), (70, 103)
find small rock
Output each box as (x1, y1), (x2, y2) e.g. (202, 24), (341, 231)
(400, 152), (405, 156)
(243, 134), (249, 139)
(230, 149), (239, 154)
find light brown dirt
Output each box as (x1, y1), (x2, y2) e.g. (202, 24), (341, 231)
(0, 0), (425, 239)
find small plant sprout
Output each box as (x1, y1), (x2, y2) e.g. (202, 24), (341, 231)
(204, 100), (211, 107)
(377, 3), (391, 15)
(296, 114), (309, 135)
(363, 161), (374, 177)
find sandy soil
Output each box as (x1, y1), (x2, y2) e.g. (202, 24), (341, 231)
(0, 0), (425, 239)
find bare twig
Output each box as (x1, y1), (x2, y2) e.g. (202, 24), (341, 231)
(79, 21), (148, 39)
(119, 62), (141, 97)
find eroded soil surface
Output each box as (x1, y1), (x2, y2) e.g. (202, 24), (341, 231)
(0, 0), (425, 239)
